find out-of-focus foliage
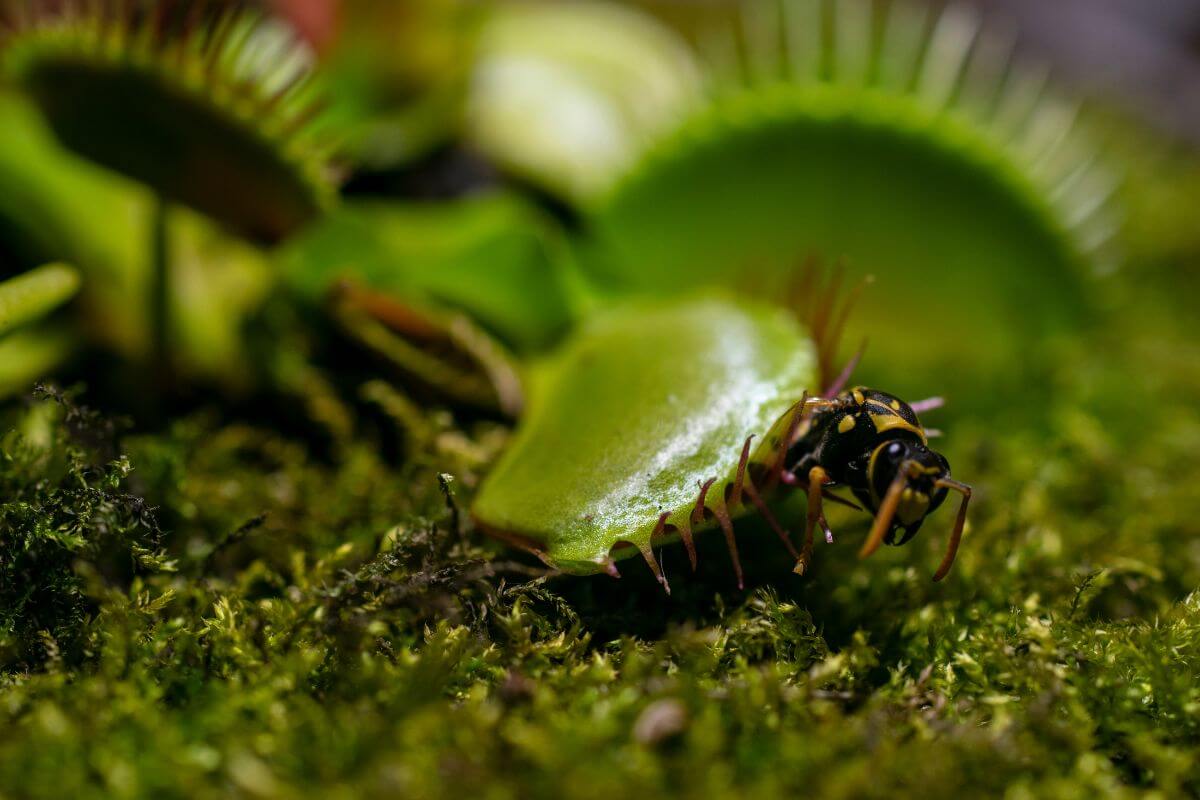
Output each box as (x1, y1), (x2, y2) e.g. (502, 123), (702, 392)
(3, 4), (339, 242)
(587, 0), (1119, 395)
(0, 264), (79, 338)
(0, 91), (272, 388)
(315, 0), (483, 169)
(0, 264), (80, 396)
(278, 192), (580, 354)
(466, 0), (702, 202)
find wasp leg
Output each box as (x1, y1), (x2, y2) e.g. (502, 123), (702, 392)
(858, 460), (918, 559)
(818, 512), (834, 544)
(932, 479), (972, 582)
(795, 465), (830, 575)
(802, 395), (841, 415)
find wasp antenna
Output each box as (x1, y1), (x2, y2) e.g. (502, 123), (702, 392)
(858, 461), (915, 559)
(637, 541), (670, 595)
(744, 482), (800, 560)
(932, 478), (972, 581)
(731, 434), (755, 507)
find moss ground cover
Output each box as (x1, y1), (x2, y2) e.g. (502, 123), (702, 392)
(0, 261), (1197, 799)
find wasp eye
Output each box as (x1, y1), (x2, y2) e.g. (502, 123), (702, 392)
(886, 441), (906, 460)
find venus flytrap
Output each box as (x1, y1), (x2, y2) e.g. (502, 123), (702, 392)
(586, 0), (1121, 381)
(3, 1), (341, 384)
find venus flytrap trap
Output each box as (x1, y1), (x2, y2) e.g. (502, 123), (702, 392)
(473, 294), (818, 587)
(0, 94), (281, 391)
(277, 192), (583, 414)
(467, 0), (1127, 588)
(2, 0), (343, 387)
(3, 1), (340, 241)
(586, 0), (1121, 383)
(473, 278), (971, 591)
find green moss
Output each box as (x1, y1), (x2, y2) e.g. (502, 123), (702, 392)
(0, 258), (1196, 797)
(0, 386), (171, 670)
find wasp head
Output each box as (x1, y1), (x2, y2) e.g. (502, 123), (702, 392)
(858, 434), (972, 582)
(864, 438), (951, 545)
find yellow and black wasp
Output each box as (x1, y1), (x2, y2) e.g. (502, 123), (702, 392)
(783, 386), (972, 581)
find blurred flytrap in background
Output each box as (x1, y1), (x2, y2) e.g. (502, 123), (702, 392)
(586, 1), (1115, 411)
(0, 0), (1148, 413)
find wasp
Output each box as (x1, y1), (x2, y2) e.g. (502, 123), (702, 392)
(783, 386), (972, 581)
